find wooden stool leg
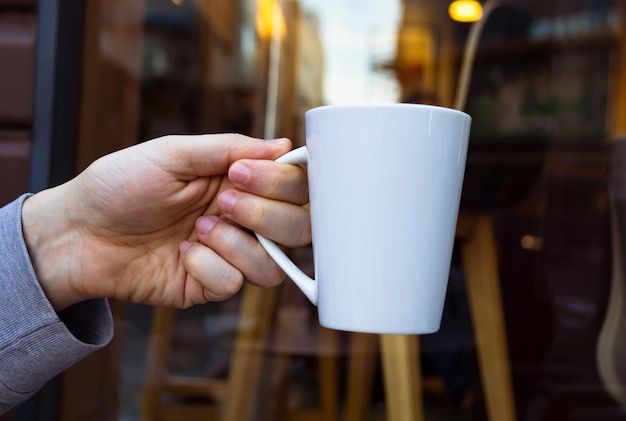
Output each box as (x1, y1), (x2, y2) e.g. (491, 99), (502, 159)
(345, 333), (378, 420)
(461, 213), (516, 421)
(256, 283), (303, 421)
(221, 284), (278, 421)
(380, 334), (423, 421)
(141, 307), (177, 421)
(318, 327), (339, 421)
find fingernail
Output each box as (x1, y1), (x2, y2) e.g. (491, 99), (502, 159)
(229, 162), (251, 186)
(197, 215), (218, 235)
(218, 191), (238, 215)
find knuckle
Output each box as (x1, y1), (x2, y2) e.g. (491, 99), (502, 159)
(183, 245), (203, 273)
(287, 212), (312, 247)
(268, 169), (286, 192)
(297, 219), (312, 246)
(182, 242), (244, 301)
(215, 225), (242, 255)
(267, 265), (286, 286)
(216, 269), (244, 299)
(240, 198), (266, 230)
(249, 260), (285, 288)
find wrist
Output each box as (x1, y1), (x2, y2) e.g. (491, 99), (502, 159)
(21, 185), (84, 311)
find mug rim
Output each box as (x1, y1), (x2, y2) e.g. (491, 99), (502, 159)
(305, 103), (470, 119)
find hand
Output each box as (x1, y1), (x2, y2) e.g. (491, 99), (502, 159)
(21, 134), (310, 311)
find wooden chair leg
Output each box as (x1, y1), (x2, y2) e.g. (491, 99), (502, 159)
(141, 307), (177, 421)
(318, 327), (339, 421)
(380, 334), (423, 421)
(256, 283), (305, 421)
(256, 336), (293, 421)
(344, 333), (378, 420)
(461, 213), (516, 421)
(220, 284), (279, 421)
(140, 261), (340, 421)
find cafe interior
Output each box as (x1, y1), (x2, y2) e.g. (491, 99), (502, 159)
(1, 0), (625, 419)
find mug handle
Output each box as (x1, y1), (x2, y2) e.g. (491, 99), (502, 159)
(254, 146), (318, 305)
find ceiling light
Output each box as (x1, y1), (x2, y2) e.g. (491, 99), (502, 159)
(449, 0), (483, 22)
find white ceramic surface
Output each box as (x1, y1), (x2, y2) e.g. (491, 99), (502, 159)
(256, 103), (471, 334)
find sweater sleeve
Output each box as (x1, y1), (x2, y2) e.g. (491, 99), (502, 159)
(0, 194), (114, 413)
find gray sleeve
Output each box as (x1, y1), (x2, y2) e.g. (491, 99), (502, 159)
(0, 194), (114, 413)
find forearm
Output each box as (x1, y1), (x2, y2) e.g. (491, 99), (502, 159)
(0, 194), (113, 413)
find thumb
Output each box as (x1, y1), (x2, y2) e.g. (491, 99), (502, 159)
(157, 134), (292, 177)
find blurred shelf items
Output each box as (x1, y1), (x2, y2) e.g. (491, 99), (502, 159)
(1, 0), (626, 420)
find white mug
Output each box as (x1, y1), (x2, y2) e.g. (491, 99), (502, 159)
(256, 103), (471, 334)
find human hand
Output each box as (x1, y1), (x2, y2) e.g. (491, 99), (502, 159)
(21, 134), (310, 311)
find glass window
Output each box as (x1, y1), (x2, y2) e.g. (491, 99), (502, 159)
(3, 0), (624, 420)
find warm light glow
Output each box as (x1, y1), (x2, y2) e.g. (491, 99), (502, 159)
(449, 0), (483, 22)
(256, 0), (286, 40)
(520, 235), (543, 251)
(171, 0), (184, 6)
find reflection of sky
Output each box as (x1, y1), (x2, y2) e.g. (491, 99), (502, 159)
(299, 0), (401, 105)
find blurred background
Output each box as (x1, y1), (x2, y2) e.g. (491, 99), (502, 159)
(0, 0), (625, 420)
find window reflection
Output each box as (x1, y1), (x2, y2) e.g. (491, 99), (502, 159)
(300, 0), (401, 104)
(0, 0), (624, 419)
(129, 0), (623, 418)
